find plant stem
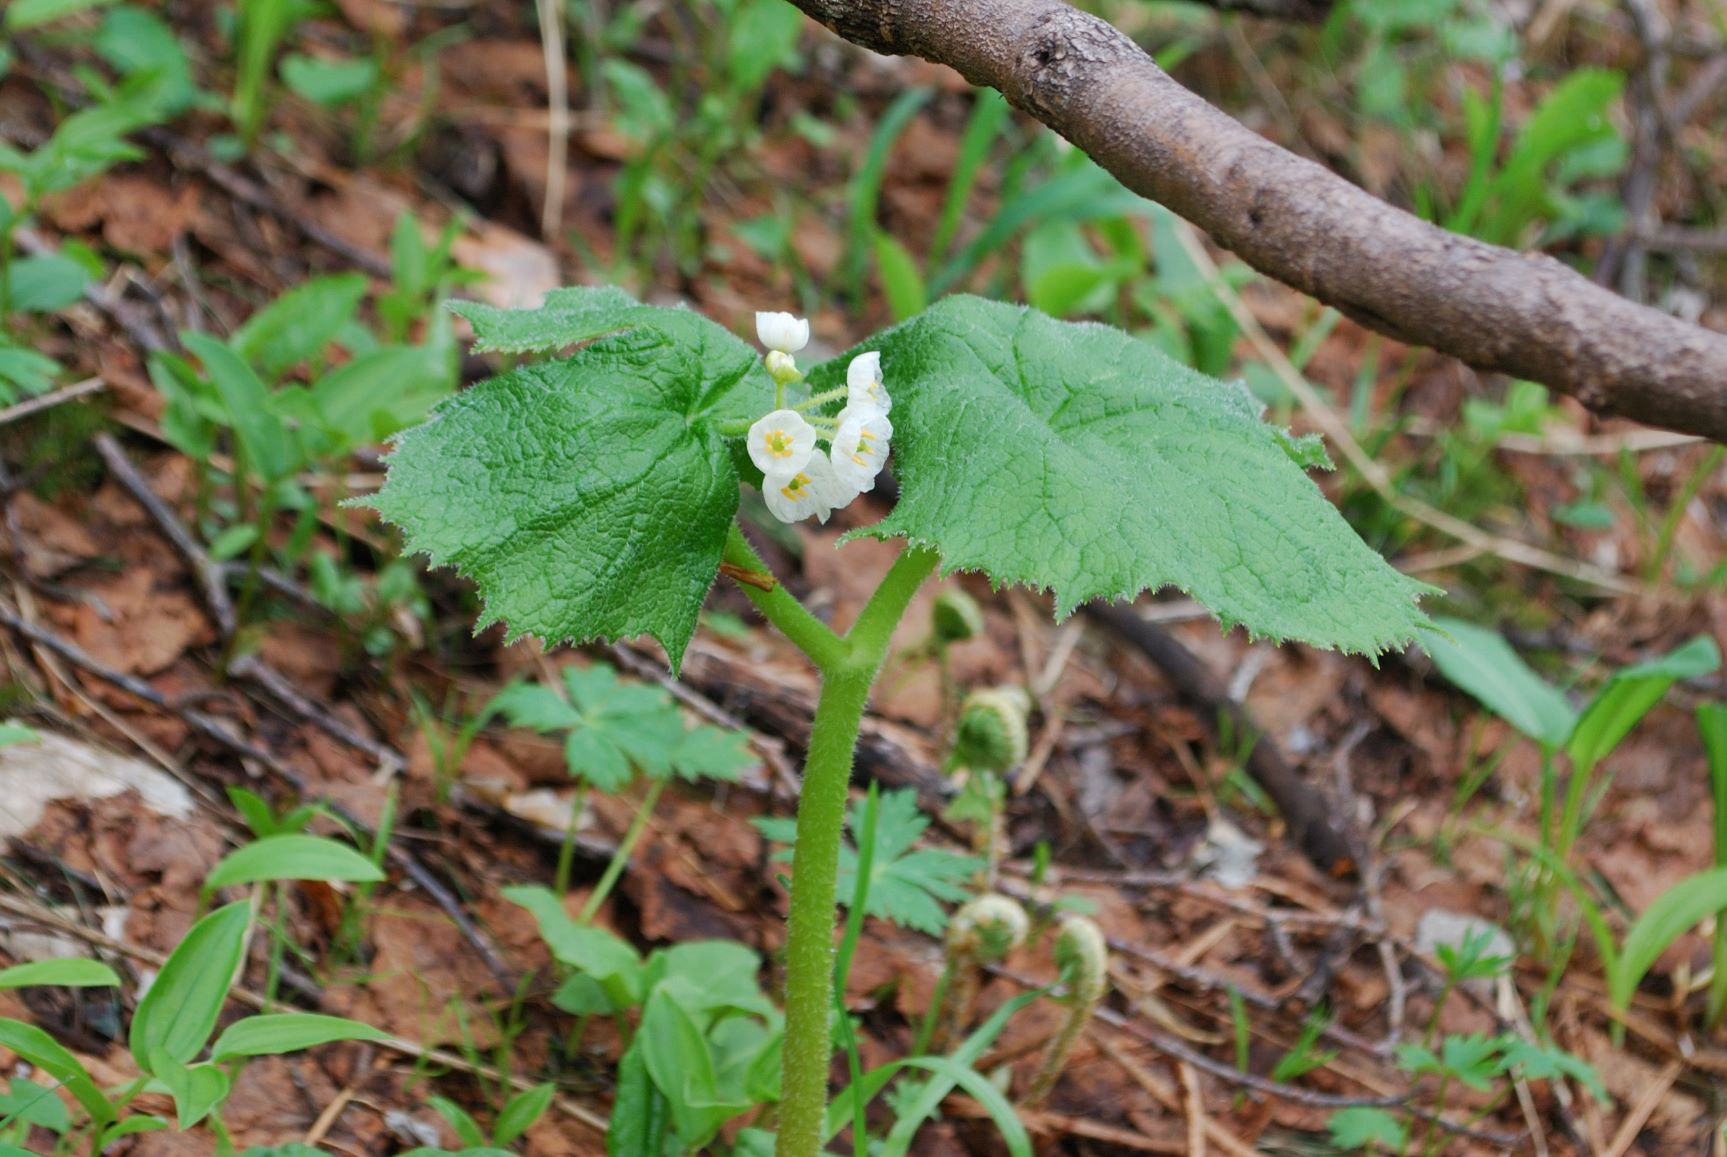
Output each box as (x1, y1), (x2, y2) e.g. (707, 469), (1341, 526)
(553, 785), (590, 896)
(772, 542), (939, 1157)
(775, 664), (874, 1157)
(578, 779), (665, 924)
(722, 523), (847, 670)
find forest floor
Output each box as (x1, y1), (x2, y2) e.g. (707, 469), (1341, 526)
(3, 1), (1727, 1154)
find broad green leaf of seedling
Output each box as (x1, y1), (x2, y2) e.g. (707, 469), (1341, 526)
(0, 958), (121, 990)
(129, 901), (252, 1075)
(1567, 635), (1719, 772)
(503, 884), (644, 1007)
(363, 289), (1431, 671)
(1421, 617), (1576, 749)
(492, 662), (749, 790)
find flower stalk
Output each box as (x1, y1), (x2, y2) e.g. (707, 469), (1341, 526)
(721, 528), (938, 1157)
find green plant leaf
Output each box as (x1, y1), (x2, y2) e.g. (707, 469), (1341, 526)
(447, 286), (675, 354)
(0, 957), (121, 990)
(820, 297), (1429, 653)
(1421, 617), (1577, 749)
(651, 940), (775, 1021)
(1328, 1106), (1406, 1151)
(1568, 636), (1720, 771)
(639, 989), (751, 1149)
(0, 1075), (72, 1133)
(129, 900), (251, 1073)
(495, 1082), (556, 1147)
(182, 333), (297, 483)
(151, 1055), (230, 1129)
(607, 1045), (670, 1157)
(230, 274), (367, 380)
(210, 1014), (390, 1061)
(205, 834), (385, 889)
(4, 0), (118, 29)
(0, 345), (61, 400)
(280, 54), (378, 106)
(7, 255), (90, 313)
(364, 294), (773, 670)
(0, 1017), (115, 1125)
(881, 1056), (1032, 1157)
(428, 1095), (488, 1149)
(502, 885), (643, 1004)
(1610, 865), (1727, 1012)
(1439, 1033), (1504, 1091)
(97, 1115), (171, 1147)
(1499, 1037), (1607, 1101)
(667, 724), (752, 784)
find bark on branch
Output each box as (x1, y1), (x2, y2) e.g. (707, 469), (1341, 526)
(794, 0), (1727, 442)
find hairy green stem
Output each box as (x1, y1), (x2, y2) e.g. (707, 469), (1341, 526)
(722, 524), (847, 669)
(725, 534), (938, 1157)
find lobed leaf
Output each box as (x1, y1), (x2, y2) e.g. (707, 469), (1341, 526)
(364, 300), (773, 670)
(816, 297), (1430, 654)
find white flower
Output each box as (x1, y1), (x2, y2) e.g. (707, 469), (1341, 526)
(846, 351), (890, 415)
(830, 405), (892, 492)
(763, 455), (855, 524)
(755, 311), (810, 354)
(747, 409), (817, 477)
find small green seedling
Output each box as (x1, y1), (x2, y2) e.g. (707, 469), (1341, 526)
(0, 905), (384, 1149)
(490, 659), (753, 900)
(1423, 618), (1720, 958)
(361, 287), (1429, 1156)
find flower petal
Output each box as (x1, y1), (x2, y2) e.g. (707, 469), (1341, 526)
(764, 455), (856, 524)
(830, 406), (893, 492)
(845, 351), (890, 414)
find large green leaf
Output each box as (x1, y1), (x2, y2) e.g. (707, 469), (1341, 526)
(819, 297), (1430, 653)
(364, 295), (773, 670)
(502, 884), (643, 1006)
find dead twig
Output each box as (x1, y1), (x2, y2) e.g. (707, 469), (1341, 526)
(0, 378), (106, 427)
(785, 0), (1727, 441)
(1083, 601), (1358, 875)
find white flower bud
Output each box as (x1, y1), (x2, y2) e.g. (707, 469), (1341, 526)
(755, 311), (810, 354)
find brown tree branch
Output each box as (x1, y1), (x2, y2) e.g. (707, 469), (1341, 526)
(792, 0), (1727, 442)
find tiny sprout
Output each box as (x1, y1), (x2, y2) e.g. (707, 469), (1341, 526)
(931, 589), (985, 644)
(950, 687), (1031, 774)
(1024, 915), (1110, 1106)
(949, 893), (1031, 962)
(925, 893), (1030, 1054)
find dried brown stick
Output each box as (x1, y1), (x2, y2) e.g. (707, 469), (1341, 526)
(139, 128), (393, 278)
(1083, 601), (1357, 875)
(0, 378), (106, 427)
(93, 433), (237, 636)
(787, 0), (1727, 440)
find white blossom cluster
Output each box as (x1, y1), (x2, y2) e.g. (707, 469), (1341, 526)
(746, 311), (893, 524)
